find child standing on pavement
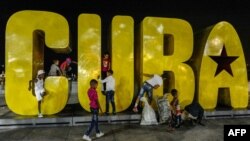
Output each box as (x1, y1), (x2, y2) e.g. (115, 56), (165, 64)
(98, 70), (116, 115)
(28, 70), (46, 118)
(83, 79), (104, 141)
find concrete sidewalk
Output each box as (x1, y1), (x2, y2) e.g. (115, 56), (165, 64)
(0, 117), (250, 141)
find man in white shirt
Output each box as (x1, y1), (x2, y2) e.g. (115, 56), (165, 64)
(99, 70), (116, 115)
(133, 73), (167, 113)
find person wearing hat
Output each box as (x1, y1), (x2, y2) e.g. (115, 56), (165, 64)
(28, 69), (46, 118)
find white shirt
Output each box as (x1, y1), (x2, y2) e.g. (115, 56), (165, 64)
(146, 74), (163, 87)
(35, 78), (44, 92)
(34, 78), (45, 101)
(100, 75), (115, 91)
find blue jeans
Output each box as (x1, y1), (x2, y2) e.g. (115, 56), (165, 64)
(138, 82), (153, 104)
(85, 108), (100, 135)
(106, 90), (116, 113)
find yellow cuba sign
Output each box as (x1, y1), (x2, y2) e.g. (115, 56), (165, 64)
(4, 10), (248, 115)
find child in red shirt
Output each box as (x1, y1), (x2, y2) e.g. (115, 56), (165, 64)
(60, 57), (77, 77)
(101, 52), (111, 94)
(83, 79), (104, 141)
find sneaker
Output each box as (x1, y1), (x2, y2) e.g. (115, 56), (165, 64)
(82, 135), (92, 141)
(105, 112), (109, 116)
(96, 132), (104, 138)
(133, 107), (138, 113)
(112, 112), (116, 115)
(38, 113), (43, 118)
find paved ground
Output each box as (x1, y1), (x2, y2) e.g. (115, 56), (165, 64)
(1, 83), (250, 141)
(0, 117), (250, 141)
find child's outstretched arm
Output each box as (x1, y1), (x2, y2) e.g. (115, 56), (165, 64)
(72, 61), (78, 64)
(97, 75), (108, 84)
(57, 68), (63, 76)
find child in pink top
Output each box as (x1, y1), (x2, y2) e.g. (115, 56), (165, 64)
(83, 79), (104, 141)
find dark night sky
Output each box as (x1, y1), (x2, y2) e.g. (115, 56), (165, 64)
(1, 0), (250, 75)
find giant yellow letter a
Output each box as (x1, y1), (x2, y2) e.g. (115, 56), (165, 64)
(197, 22), (248, 109)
